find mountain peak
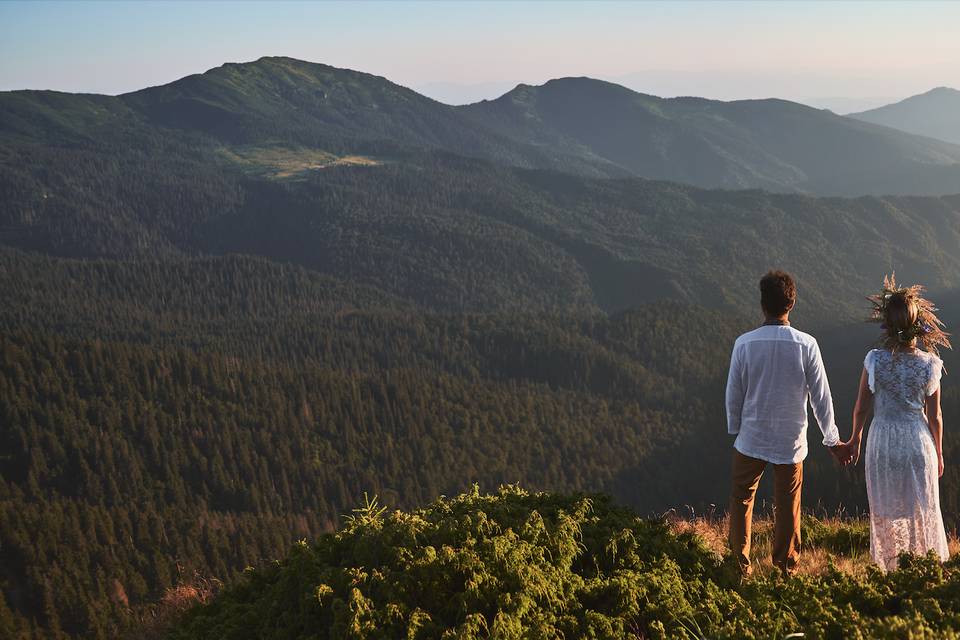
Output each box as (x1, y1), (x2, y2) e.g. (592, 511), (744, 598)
(542, 76), (614, 86)
(493, 76), (659, 105)
(923, 86), (960, 96)
(206, 56), (341, 77)
(848, 86), (960, 144)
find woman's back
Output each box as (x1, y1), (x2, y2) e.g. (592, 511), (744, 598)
(867, 348), (942, 423)
(852, 277), (951, 572)
(864, 347), (947, 571)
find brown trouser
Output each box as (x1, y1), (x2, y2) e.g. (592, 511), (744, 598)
(728, 449), (803, 574)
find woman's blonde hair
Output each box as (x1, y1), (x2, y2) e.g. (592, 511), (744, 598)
(868, 274), (951, 356)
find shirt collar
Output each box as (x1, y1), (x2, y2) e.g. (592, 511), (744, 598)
(763, 319), (790, 326)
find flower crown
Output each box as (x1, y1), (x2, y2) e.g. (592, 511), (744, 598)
(867, 274), (951, 356)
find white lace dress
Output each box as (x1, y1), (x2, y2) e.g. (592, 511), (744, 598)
(864, 348), (948, 571)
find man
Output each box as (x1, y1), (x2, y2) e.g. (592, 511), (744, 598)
(726, 270), (850, 576)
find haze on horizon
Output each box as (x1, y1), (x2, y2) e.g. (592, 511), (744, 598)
(1, 0), (959, 112)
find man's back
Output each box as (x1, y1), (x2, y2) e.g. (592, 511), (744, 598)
(726, 324), (838, 464)
(726, 270), (846, 577)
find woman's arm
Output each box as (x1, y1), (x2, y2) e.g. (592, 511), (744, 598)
(847, 367), (874, 465)
(925, 387), (944, 478)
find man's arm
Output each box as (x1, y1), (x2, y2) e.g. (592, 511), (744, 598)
(725, 344), (744, 435)
(805, 340), (841, 447)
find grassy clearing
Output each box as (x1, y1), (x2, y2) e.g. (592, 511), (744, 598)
(666, 510), (960, 579)
(219, 144), (381, 179)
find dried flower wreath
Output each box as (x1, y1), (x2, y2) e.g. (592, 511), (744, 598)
(867, 274), (951, 356)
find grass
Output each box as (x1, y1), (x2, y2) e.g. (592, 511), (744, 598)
(665, 508), (960, 580)
(123, 571), (222, 640)
(219, 144), (381, 179)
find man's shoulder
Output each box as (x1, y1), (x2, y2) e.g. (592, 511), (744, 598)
(734, 325), (818, 347)
(734, 328), (758, 346)
(785, 326), (819, 346)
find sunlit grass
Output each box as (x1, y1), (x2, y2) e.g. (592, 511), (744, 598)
(219, 144), (381, 179)
(666, 509), (960, 579)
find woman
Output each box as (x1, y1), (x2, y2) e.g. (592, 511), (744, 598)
(845, 275), (951, 571)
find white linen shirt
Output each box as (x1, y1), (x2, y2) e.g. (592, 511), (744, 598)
(725, 324), (840, 464)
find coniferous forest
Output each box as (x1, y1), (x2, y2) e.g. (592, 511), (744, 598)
(2, 56), (960, 638)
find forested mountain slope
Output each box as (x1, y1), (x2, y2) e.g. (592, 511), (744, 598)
(5, 144), (960, 321)
(0, 300), (754, 637)
(4, 173), (960, 637)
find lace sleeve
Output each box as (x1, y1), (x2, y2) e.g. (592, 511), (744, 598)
(927, 356), (944, 396)
(864, 350), (876, 393)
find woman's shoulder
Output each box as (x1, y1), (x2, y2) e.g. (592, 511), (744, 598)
(864, 348), (942, 375)
(866, 347), (939, 360)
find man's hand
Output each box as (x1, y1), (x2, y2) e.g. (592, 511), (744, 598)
(829, 443), (853, 466)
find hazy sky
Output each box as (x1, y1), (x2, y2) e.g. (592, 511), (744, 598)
(2, 1), (959, 110)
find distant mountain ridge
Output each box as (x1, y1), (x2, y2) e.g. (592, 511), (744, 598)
(848, 87), (960, 145)
(3, 56), (960, 196)
(459, 76), (960, 195)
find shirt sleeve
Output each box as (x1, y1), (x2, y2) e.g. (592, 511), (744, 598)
(725, 343), (745, 435)
(927, 356), (944, 396)
(805, 340), (840, 447)
(864, 350), (876, 393)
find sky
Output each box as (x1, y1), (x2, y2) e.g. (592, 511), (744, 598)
(2, 0), (959, 111)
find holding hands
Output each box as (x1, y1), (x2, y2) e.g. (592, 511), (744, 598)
(835, 437), (944, 477)
(834, 435), (944, 477)
(829, 442), (855, 466)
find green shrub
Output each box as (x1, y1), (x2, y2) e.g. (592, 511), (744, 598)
(167, 487), (960, 639)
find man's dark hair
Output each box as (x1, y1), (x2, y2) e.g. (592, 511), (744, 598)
(760, 270), (796, 316)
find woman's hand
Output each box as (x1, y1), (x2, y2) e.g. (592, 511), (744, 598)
(938, 453), (944, 478)
(845, 435), (862, 466)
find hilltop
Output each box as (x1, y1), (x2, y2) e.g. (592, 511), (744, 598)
(154, 486), (960, 640)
